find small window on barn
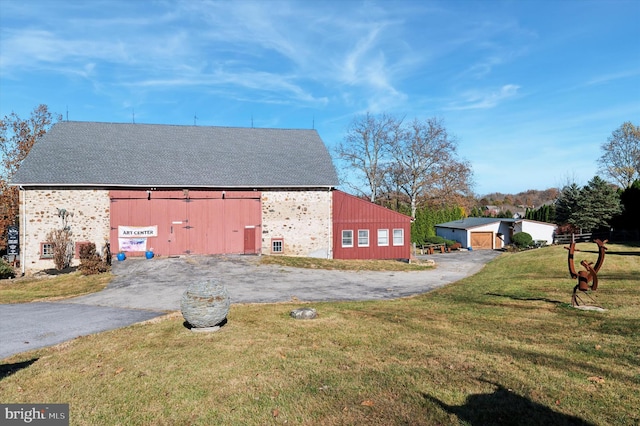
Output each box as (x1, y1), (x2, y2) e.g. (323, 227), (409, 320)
(358, 230), (369, 247)
(393, 229), (404, 246)
(342, 230), (353, 247)
(41, 242), (54, 259)
(271, 239), (284, 253)
(378, 229), (389, 246)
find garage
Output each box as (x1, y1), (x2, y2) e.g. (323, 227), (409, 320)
(435, 218), (557, 251)
(470, 232), (493, 250)
(110, 190), (261, 256)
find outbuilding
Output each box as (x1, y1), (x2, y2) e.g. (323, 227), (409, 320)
(332, 191), (411, 260)
(11, 121), (411, 274)
(435, 217), (557, 250)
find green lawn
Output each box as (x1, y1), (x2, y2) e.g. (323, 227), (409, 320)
(1, 243), (638, 425)
(0, 272), (110, 304)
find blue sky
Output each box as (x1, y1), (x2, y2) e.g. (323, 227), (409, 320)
(1, 0), (639, 196)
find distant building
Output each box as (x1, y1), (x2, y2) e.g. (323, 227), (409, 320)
(483, 205), (500, 216)
(435, 218), (557, 250)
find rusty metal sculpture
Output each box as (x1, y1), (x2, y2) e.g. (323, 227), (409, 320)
(565, 241), (579, 279)
(565, 239), (607, 307)
(592, 239), (607, 274)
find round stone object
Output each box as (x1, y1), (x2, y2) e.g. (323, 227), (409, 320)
(181, 280), (230, 328)
(290, 307), (317, 320)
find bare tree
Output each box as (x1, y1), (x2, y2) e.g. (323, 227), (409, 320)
(387, 117), (472, 219)
(598, 121), (640, 188)
(336, 112), (402, 202)
(0, 105), (60, 250)
(427, 158), (474, 209)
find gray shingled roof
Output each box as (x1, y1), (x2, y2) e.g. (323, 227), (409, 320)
(11, 121), (339, 188)
(435, 217), (508, 230)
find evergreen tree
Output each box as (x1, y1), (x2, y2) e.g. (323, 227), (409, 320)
(555, 183), (582, 229)
(469, 206), (483, 217)
(575, 176), (621, 231)
(411, 204), (465, 243)
(554, 177), (621, 232)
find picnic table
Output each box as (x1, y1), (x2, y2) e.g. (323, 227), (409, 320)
(417, 243), (447, 255)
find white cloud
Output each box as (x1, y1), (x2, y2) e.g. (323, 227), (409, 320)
(586, 69), (640, 86)
(2, 0), (637, 194)
(446, 84), (521, 110)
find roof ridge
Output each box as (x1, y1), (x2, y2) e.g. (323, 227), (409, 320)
(13, 121), (338, 188)
(58, 121), (318, 132)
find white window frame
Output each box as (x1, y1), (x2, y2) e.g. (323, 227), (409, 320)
(393, 229), (404, 246)
(358, 229), (369, 247)
(378, 229), (389, 246)
(271, 239), (283, 253)
(41, 242), (54, 259)
(342, 230), (354, 247)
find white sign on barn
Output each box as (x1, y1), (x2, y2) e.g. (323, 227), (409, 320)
(118, 225), (158, 238)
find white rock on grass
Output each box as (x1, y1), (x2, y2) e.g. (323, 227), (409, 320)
(290, 307), (318, 320)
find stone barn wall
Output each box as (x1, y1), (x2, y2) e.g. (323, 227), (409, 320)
(261, 190), (333, 258)
(19, 188), (111, 275)
(18, 188), (335, 274)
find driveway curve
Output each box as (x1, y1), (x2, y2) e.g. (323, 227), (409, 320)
(1, 250), (501, 359)
(69, 250), (502, 310)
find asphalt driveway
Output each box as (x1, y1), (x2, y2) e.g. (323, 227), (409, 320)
(1, 250), (501, 359)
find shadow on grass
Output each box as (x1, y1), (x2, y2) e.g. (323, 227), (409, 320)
(423, 381), (595, 425)
(478, 342), (638, 384)
(0, 358), (38, 381)
(605, 251), (640, 256)
(485, 292), (567, 306)
(182, 317), (228, 330)
(597, 272), (640, 281)
(577, 249), (640, 258)
(40, 266), (78, 275)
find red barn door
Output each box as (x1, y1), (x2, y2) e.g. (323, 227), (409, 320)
(110, 190), (261, 257)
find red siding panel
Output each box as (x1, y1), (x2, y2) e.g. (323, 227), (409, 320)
(332, 190), (411, 260)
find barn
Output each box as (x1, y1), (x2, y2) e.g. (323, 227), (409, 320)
(435, 217), (557, 250)
(11, 121), (411, 274)
(333, 191), (411, 260)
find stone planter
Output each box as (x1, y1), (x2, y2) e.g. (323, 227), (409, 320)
(181, 279), (230, 328)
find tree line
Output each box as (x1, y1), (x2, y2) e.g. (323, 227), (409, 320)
(337, 115), (639, 242)
(525, 176), (638, 236)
